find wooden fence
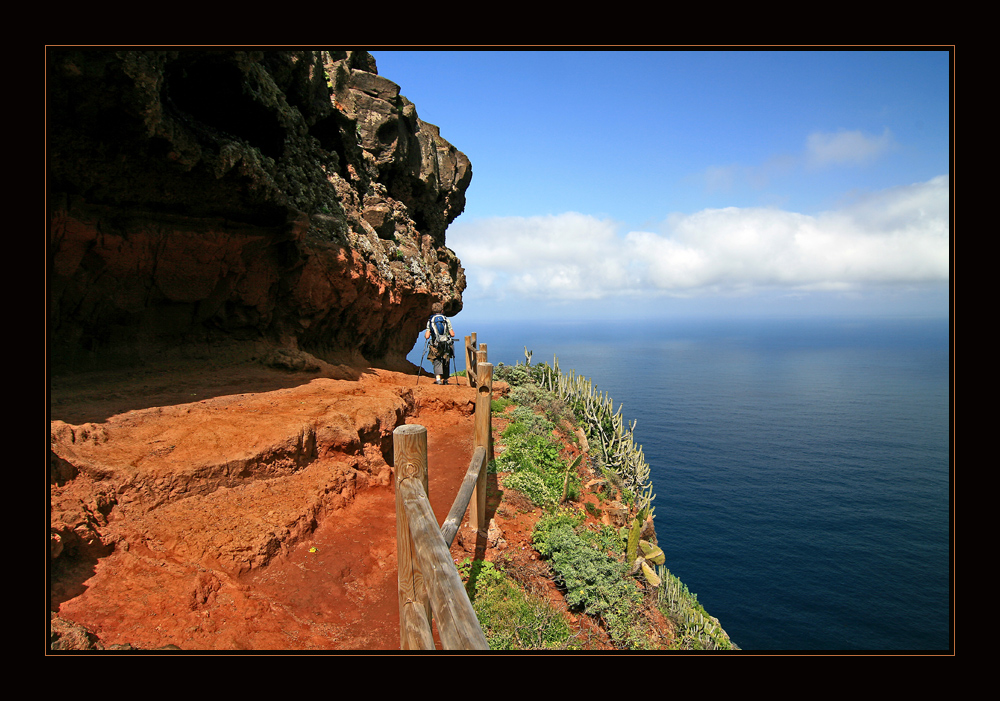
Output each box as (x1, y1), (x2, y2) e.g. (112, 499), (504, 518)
(464, 334), (486, 388)
(394, 355), (494, 650)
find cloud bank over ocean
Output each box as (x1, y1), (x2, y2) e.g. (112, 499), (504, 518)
(449, 175), (949, 316)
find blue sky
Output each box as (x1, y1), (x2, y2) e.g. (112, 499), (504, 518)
(373, 49), (952, 324)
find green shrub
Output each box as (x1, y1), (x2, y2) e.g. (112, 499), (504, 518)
(465, 560), (573, 650)
(532, 514), (648, 649)
(504, 470), (556, 507)
(497, 412), (562, 476)
(592, 523), (623, 557)
(508, 383), (574, 428)
(495, 363), (533, 387)
(495, 360), (556, 388)
(505, 405), (554, 438)
(537, 394), (574, 426)
(509, 384), (543, 406)
(533, 508), (584, 539)
(491, 397), (513, 413)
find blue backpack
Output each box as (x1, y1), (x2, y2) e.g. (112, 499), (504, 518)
(429, 314), (449, 343)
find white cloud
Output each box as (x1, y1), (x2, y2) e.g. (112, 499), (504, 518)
(805, 128), (896, 167)
(448, 212), (635, 300)
(701, 165), (739, 193)
(447, 175), (949, 305)
(694, 129), (892, 195)
(695, 155), (797, 195)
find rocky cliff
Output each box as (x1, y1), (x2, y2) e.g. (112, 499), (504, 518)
(48, 50), (471, 372)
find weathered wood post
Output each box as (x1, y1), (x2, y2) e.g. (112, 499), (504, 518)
(474, 342), (490, 507)
(475, 346), (487, 392)
(476, 344), (490, 464)
(394, 424), (432, 649)
(471, 362), (493, 532)
(465, 333), (478, 387)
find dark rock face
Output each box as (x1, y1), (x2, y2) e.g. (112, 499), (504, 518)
(48, 50), (471, 371)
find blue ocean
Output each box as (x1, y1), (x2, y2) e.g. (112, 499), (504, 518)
(410, 316), (952, 651)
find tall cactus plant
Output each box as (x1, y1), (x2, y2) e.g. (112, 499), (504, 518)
(537, 357), (655, 518)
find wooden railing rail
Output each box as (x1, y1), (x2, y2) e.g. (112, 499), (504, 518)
(440, 445), (487, 548)
(394, 358), (494, 650)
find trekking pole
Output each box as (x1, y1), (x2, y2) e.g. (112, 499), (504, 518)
(415, 337), (430, 386)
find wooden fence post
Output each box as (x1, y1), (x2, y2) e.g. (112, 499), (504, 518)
(475, 347), (487, 391)
(394, 424), (432, 649)
(465, 333), (478, 387)
(476, 345), (490, 465)
(471, 362), (493, 532)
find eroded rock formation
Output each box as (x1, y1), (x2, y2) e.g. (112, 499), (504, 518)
(48, 50), (471, 371)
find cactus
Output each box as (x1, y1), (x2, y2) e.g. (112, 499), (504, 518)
(626, 515), (642, 565)
(560, 454), (584, 504)
(624, 512), (664, 587)
(538, 357), (655, 518)
(640, 561), (661, 587)
(655, 565), (738, 650)
(639, 539), (665, 565)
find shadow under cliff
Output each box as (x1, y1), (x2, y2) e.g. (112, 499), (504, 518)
(48, 352), (402, 425)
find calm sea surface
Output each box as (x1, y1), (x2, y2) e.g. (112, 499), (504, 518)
(408, 316), (952, 651)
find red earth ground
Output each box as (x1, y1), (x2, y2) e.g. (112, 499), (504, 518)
(49, 358), (668, 652)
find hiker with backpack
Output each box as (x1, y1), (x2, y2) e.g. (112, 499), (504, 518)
(424, 303), (456, 385)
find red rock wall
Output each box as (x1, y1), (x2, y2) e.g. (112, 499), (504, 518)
(48, 50), (470, 371)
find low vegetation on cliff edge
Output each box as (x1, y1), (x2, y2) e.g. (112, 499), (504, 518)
(457, 355), (738, 651)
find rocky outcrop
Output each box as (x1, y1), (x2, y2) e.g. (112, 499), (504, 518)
(48, 50), (471, 371)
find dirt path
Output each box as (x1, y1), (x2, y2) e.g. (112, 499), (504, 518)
(237, 407), (476, 650)
(50, 364), (482, 651)
(50, 364), (675, 652)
